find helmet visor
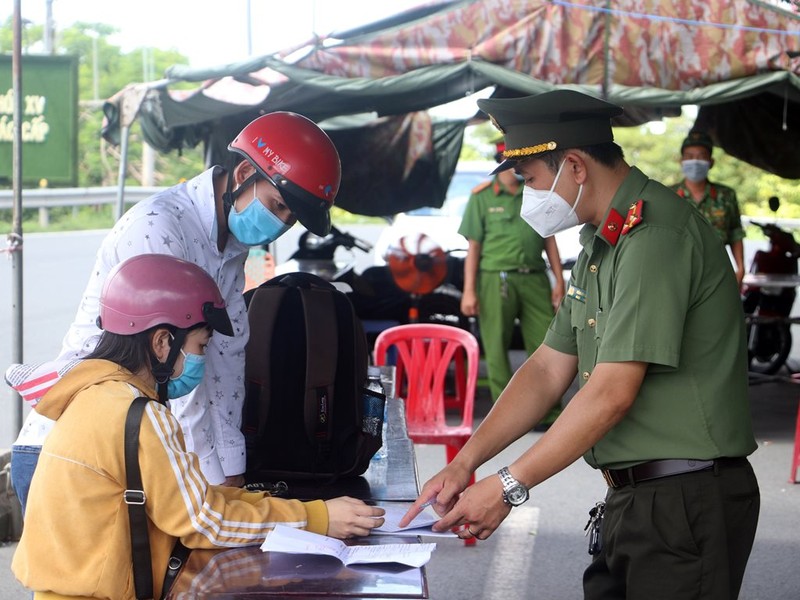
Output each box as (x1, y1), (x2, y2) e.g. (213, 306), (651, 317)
(202, 302), (234, 336)
(268, 173), (331, 236)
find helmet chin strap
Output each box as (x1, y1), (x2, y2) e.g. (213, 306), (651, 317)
(150, 328), (188, 404)
(222, 164), (259, 217)
(219, 157), (258, 252)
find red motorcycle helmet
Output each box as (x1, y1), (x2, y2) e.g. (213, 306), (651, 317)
(98, 254), (233, 336)
(228, 112), (341, 236)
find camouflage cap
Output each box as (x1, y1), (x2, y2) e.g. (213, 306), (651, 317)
(477, 90), (624, 174)
(680, 130), (714, 154)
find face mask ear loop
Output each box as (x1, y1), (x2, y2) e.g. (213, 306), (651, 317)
(550, 159), (568, 194)
(548, 158), (579, 230)
(566, 184), (583, 223)
(152, 329), (187, 404)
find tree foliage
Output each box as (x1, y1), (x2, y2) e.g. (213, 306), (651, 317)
(463, 113), (800, 219)
(1, 16), (204, 191)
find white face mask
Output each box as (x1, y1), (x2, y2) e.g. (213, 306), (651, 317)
(681, 159), (711, 183)
(520, 160), (583, 237)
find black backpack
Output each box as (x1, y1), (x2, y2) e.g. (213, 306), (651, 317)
(241, 272), (381, 483)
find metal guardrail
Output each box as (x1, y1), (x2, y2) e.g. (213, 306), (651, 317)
(0, 187), (166, 210)
(4, 192), (799, 225)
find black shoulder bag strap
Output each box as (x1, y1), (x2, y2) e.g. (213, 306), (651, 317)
(125, 397), (191, 600)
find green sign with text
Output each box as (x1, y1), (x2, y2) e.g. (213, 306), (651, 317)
(0, 54), (79, 187)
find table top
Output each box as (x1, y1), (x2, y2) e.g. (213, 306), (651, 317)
(167, 535), (428, 599)
(743, 273), (800, 288)
(167, 376), (429, 599)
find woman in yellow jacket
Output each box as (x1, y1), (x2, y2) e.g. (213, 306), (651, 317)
(12, 254), (384, 599)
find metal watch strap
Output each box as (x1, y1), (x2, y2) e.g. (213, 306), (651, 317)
(498, 466), (518, 490)
(498, 466), (529, 506)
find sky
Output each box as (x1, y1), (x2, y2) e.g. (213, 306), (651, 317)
(6, 0), (430, 67)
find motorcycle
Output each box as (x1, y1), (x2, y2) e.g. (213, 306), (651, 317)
(741, 197), (800, 374)
(275, 226), (471, 348)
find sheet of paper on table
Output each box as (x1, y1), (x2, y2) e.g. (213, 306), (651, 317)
(260, 524), (437, 568)
(372, 502), (458, 538)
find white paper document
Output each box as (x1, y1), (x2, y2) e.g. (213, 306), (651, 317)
(260, 524), (437, 568)
(372, 502), (458, 538)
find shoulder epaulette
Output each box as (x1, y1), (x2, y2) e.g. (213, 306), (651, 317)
(471, 180), (493, 194)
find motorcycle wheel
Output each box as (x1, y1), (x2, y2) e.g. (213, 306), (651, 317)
(747, 322), (792, 375)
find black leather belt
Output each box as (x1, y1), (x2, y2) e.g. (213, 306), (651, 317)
(601, 458), (743, 488)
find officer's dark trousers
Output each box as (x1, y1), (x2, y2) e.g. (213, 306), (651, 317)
(583, 458), (759, 600)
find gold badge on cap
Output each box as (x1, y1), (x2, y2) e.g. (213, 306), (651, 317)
(504, 141), (558, 159)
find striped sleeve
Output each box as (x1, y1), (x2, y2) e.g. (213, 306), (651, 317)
(138, 402), (321, 548)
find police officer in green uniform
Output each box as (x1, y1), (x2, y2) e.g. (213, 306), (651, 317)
(670, 130), (746, 287)
(401, 90), (760, 600)
(459, 141), (565, 427)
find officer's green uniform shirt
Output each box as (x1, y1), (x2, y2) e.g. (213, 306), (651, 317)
(670, 180), (745, 245)
(544, 167), (757, 469)
(458, 178), (547, 272)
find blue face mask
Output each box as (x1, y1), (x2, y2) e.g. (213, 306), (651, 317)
(167, 349), (206, 399)
(228, 182), (291, 246)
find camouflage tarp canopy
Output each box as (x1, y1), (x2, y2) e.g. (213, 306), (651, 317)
(104, 0), (800, 215)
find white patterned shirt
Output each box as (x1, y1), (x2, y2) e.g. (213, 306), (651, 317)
(16, 167), (250, 483)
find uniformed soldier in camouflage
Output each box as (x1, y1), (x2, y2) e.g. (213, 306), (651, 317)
(404, 90), (759, 600)
(670, 130), (746, 286)
(458, 141), (565, 428)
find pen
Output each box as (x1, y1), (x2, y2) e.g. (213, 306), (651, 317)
(418, 498), (436, 510)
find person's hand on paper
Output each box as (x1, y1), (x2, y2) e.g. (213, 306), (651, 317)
(429, 474), (511, 541)
(397, 461), (472, 528)
(325, 497), (385, 539)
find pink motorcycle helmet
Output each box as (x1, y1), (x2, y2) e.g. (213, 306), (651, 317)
(98, 254), (233, 336)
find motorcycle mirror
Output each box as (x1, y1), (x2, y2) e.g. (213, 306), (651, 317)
(768, 196), (780, 213)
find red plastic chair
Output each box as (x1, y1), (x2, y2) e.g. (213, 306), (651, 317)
(790, 399), (800, 483)
(373, 323), (479, 545)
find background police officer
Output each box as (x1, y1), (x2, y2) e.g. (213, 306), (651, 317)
(459, 141), (564, 428)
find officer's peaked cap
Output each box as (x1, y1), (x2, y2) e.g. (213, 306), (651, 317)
(478, 90), (623, 174)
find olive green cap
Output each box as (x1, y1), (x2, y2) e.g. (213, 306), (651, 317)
(477, 90), (624, 173)
(680, 130), (714, 153)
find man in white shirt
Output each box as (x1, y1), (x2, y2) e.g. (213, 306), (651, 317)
(11, 112), (341, 504)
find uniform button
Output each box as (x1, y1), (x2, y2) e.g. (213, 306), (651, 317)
(587, 318), (596, 328)
(589, 265), (598, 273)
(582, 371), (591, 380)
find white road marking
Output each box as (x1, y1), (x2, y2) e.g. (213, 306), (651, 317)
(484, 506), (541, 600)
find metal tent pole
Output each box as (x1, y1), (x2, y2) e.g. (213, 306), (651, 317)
(9, 0), (24, 431)
(115, 125), (131, 221)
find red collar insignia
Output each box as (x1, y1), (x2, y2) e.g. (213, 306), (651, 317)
(621, 200), (644, 236)
(600, 208), (625, 246)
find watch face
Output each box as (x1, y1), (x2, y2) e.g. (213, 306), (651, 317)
(506, 484), (529, 506)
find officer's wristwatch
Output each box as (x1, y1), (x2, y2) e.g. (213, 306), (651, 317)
(498, 467), (529, 506)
